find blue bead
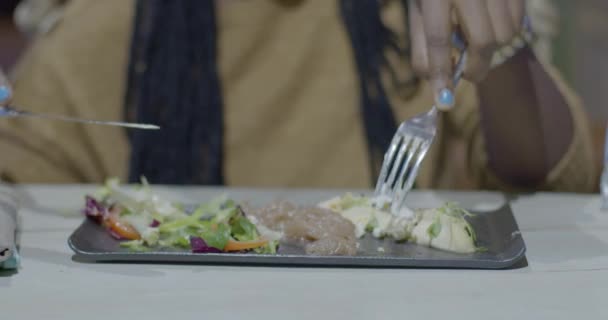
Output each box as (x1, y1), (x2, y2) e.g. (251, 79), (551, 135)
(0, 86), (11, 102)
(438, 88), (454, 107)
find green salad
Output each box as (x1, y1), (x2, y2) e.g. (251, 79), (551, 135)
(83, 178), (278, 254)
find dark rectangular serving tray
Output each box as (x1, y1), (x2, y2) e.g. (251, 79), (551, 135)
(68, 194), (526, 269)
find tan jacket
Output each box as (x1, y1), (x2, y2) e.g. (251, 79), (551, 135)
(1, 0), (596, 191)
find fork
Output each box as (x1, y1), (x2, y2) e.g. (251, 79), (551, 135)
(374, 38), (467, 216)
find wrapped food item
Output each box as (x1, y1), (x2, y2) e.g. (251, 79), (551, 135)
(0, 184), (19, 269)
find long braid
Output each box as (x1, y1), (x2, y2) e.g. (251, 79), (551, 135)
(339, 0), (416, 181)
(125, 0), (224, 185)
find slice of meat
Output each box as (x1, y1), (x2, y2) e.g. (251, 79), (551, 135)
(306, 236), (357, 256)
(247, 201), (357, 256)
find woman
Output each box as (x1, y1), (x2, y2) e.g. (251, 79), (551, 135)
(0, 0), (596, 192)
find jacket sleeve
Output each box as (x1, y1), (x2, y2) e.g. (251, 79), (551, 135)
(447, 58), (597, 193)
(0, 0), (132, 183)
(0, 46), (86, 183)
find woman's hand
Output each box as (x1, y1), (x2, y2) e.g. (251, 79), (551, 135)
(408, 0), (526, 110)
(0, 68), (12, 106)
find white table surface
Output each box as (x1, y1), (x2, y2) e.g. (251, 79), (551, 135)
(1, 186), (607, 319)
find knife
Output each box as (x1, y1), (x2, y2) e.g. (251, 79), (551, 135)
(0, 69), (160, 130)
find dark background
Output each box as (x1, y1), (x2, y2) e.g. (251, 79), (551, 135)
(0, 0), (24, 70)
(0, 0), (19, 13)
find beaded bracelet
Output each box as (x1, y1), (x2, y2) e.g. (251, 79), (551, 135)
(491, 16), (536, 67)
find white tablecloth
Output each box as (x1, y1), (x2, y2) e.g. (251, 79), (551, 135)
(1, 186), (607, 319)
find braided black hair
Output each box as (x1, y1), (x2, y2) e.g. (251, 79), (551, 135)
(125, 0), (223, 184)
(339, 0), (416, 177)
(125, 0), (415, 185)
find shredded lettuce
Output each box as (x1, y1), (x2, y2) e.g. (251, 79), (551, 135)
(158, 216), (202, 234)
(211, 207), (238, 224)
(255, 240), (279, 254)
(158, 233), (191, 248)
(141, 228), (160, 246)
(120, 240), (150, 252)
(231, 216), (259, 242)
(100, 177), (187, 220)
(437, 202), (478, 246)
(87, 178), (270, 255)
(438, 202), (476, 218)
(199, 223), (230, 250)
(427, 215), (442, 239)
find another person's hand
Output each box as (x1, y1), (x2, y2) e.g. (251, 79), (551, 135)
(0, 68), (12, 106)
(408, 0), (526, 110)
